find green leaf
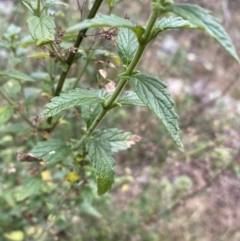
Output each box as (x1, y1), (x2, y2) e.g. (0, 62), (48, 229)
(116, 27), (138, 66)
(4, 24), (21, 40)
(20, 35), (35, 47)
(21, 0), (35, 13)
(3, 80), (21, 95)
(28, 52), (50, 58)
(41, 88), (105, 118)
(0, 188), (15, 207)
(30, 139), (71, 163)
(0, 106), (14, 125)
(67, 14), (145, 39)
(0, 40), (9, 49)
(93, 128), (132, 153)
(130, 73), (183, 151)
(82, 90), (110, 128)
(82, 103), (102, 128)
(43, 0), (68, 9)
(80, 202), (102, 218)
(86, 138), (115, 195)
(15, 176), (44, 201)
(107, 0), (123, 8)
(165, 4), (240, 63)
(117, 91), (146, 107)
(27, 14), (56, 46)
(9, 56), (22, 67)
(31, 72), (50, 80)
(0, 70), (35, 82)
(150, 16), (194, 41)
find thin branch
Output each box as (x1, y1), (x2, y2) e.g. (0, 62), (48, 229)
(0, 88), (15, 106)
(0, 89), (37, 129)
(54, 0), (104, 97)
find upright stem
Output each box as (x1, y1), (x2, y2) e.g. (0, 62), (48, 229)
(55, 0), (104, 96)
(36, 0), (41, 16)
(73, 10), (159, 150)
(47, 0), (104, 127)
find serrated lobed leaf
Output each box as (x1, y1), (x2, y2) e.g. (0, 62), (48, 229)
(0, 69), (35, 82)
(27, 14), (56, 46)
(116, 27), (139, 66)
(41, 88), (105, 118)
(93, 128), (132, 153)
(165, 4), (240, 63)
(31, 139), (71, 163)
(0, 106), (14, 125)
(117, 91), (146, 107)
(67, 14), (145, 39)
(86, 139), (115, 195)
(130, 73), (183, 151)
(150, 16), (195, 41)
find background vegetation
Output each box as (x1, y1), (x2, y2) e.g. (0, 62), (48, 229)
(0, 0), (240, 240)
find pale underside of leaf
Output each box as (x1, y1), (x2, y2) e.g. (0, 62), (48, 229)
(165, 4), (240, 63)
(41, 88), (105, 118)
(67, 14), (145, 39)
(130, 73), (183, 151)
(86, 139), (115, 195)
(93, 128), (132, 153)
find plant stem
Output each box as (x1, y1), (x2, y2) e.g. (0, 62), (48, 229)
(0, 89), (37, 129)
(73, 10), (159, 150)
(0, 88), (15, 106)
(55, 0), (104, 97)
(46, 0), (104, 128)
(36, 0), (41, 16)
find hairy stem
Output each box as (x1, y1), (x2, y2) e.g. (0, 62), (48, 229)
(73, 10), (159, 150)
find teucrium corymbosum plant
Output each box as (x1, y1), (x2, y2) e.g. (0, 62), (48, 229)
(17, 0), (240, 194)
